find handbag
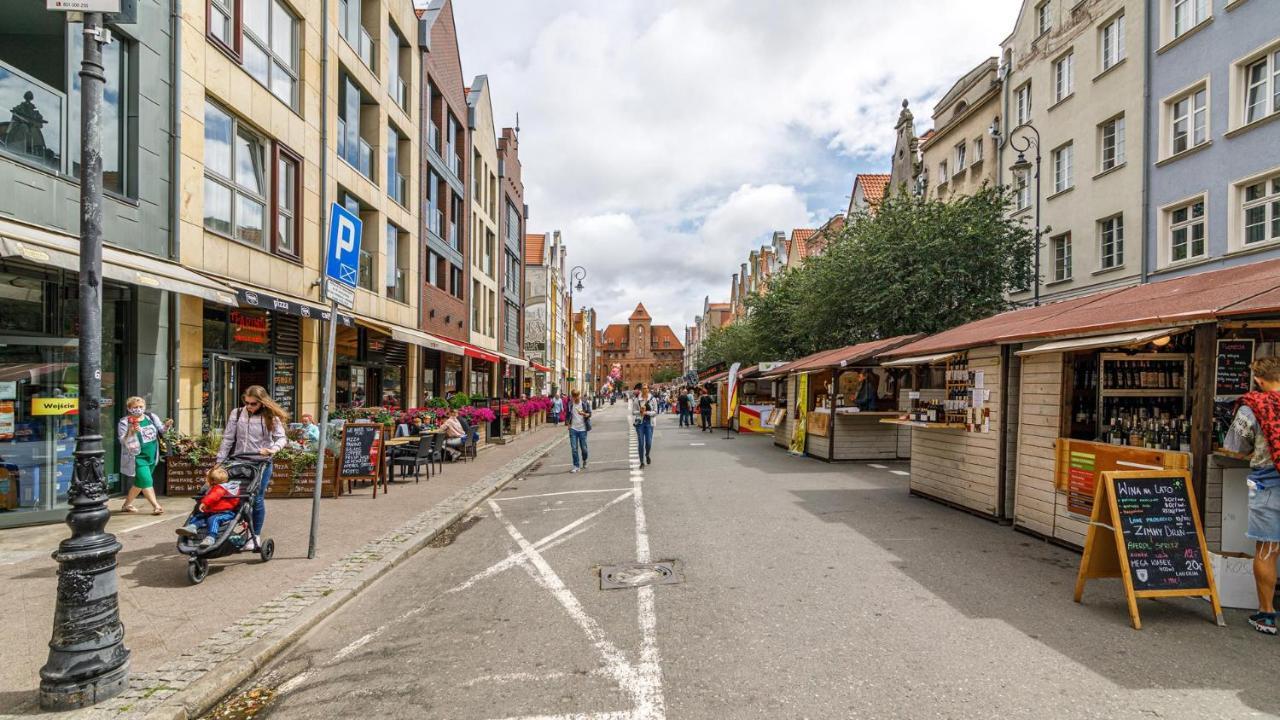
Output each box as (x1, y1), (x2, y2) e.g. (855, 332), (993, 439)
(581, 402), (592, 432)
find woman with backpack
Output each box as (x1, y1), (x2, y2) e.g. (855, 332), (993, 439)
(214, 385), (288, 548)
(567, 389), (592, 473)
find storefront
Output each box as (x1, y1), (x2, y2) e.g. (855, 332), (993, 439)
(331, 324), (408, 409)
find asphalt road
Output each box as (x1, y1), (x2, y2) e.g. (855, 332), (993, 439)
(211, 404), (1280, 720)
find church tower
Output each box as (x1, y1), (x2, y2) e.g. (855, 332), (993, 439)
(629, 303), (652, 359)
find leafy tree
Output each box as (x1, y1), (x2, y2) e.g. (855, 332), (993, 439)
(652, 367), (682, 384)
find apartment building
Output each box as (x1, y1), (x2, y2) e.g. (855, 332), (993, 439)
(465, 75), (500, 395)
(497, 127), (526, 397)
(1001, 0), (1145, 304)
(921, 59), (1002, 202)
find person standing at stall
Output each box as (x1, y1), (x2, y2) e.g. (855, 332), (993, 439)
(630, 383), (656, 465)
(215, 385), (287, 548)
(1222, 357), (1280, 634)
(698, 388), (714, 432)
(117, 396), (172, 515)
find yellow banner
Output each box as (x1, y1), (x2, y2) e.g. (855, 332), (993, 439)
(32, 397), (78, 416)
(789, 374), (807, 455)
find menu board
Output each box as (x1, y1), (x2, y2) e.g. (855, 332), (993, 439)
(164, 459), (209, 496)
(1056, 439), (1188, 517)
(273, 358), (297, 417)
(1112, 475), (1208, 592)
(339, 422), (383, 480)
(1215, 339), (1254, 398)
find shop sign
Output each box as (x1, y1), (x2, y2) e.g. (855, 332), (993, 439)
(1214, 339), (1254, 398)
(230, 309), (270, 346)
(48, 0), (121, 11)
(0, 401), (14, 439)
(235, 289), (353, 327)
(325, 279), (355, 309)
(32, 397), (78, 415)
(0, 381), (15, 400)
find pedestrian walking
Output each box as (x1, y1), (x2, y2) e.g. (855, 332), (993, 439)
(698, 387), (714, 432)
(630, 383), (657, 465)
(551, 393), (564, 425)
(677, 388), (692, 427)
(567, 389), (592, 472)
(214, 385), (287, 549)
(117, 396), (172, 515)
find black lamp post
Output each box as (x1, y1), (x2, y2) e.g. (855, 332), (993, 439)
(1008, 122), (1043, 306)
(567, 265), (585, 393)
(39, 11), (130, 709)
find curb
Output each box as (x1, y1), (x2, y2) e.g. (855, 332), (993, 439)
(61, 431), (566, 720)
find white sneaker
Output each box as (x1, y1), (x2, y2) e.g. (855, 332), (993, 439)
(198, 536), (215, 548)
(570, 467), (580, 473)
(176, 524), (199, 538)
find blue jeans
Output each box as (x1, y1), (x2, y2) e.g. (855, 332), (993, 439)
(193, 510), (237, 537)
(252, 462), (272, 535)
(569, 428), (589, 468)
(635, 420), (653, 461)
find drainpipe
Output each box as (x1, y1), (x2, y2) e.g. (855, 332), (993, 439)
(167, 0), (183, 427)
(1140, 2), (1153, 284)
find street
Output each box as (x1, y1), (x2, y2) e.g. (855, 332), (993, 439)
(208, 405), (1280, 720)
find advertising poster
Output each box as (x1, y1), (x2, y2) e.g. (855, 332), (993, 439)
(789, 374), (808, 455)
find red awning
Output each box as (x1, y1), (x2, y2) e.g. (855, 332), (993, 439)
(530, 362), (553, 373)
(426, 333), (501, 363)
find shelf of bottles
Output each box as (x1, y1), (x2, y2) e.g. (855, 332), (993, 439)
(1095, 352), (1192, 452)
(891, 353), (989, 431)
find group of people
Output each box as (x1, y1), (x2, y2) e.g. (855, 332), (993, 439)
(674, 387), (716, 432)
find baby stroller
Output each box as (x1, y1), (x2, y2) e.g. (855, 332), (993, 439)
(176, 456), (276, 584)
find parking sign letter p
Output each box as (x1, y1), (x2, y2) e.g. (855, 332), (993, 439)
(336, 215), (357, 255)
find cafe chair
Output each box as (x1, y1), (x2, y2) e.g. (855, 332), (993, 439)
(458, 418), (479, 462)
(389, 435), (432, 483)
(424, 432), (447, 474)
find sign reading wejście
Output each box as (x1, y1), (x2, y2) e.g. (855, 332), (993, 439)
(48, 0), (121, 11)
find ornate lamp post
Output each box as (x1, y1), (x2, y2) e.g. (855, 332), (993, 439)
(39, 10), (130, 709)
(567, 266), (585, 393)
(1008, 122), (1043, 306)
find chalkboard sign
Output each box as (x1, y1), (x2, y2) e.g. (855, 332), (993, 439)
(1074, 470), (1223, 629)
(338, 422), (383, 480)
(1215, 339), (1254, 398)
(273, 358), (296, 417)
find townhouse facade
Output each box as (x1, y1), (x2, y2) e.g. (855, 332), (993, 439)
(920, 58), (1002, 202)
(465, 75), (499, 395)
(497, 128), (526, 397)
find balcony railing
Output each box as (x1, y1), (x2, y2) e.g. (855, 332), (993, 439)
(358, 27), (375, 71)
(357, 138), (373, 181)
(428, 208), (443, 235)
(393, 78), (408, 111)
(390, 171), (406, 206)
(445, 143), (460, 177)
(447, 223), (459, 251)
(358, 250), (374, 290)
(387, 268), (406, 302)
(429, 124), (441, 153)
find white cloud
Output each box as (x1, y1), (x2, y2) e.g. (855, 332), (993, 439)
(454, 0), (1023, 332)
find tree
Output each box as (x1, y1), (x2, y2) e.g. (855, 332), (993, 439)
(652, 367), (682, 384)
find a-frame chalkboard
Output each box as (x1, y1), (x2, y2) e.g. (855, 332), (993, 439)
(1074, 470), (1224, 629)
(338, 421), (386, 498)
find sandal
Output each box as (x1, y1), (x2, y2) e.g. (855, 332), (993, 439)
(119, 504), (140, 514)
(151, 507), (165, 516)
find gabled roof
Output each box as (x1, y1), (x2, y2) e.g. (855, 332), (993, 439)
(651, 325), (684, 350)
(629, 303), (652, 321)
(789, 228), (817, 259)
(603, 325), (629, 346)
(524, 233), (545, 266)
(853, 174), (890, 209)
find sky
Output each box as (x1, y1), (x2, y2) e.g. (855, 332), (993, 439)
(453, 0), (1024, 334)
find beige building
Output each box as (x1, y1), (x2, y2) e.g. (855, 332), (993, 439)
(466, 76), (501, 393)
(921, 58), (1002, 202)
(180, 0), (423, 430)
(1000, 0), (1144, 304)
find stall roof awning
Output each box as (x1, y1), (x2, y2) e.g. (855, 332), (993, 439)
(879, 256), (1280, 359)
(495, 351), (528, 367)
(530, 362), (552, 373)
(426, 333), (500, 363)
(357, 322), (464, 356)
(1, 223), (238, 306)
(759, 335), (921, 378)
(881, 351), (959, 367)
(1015, 329), (1179, 356)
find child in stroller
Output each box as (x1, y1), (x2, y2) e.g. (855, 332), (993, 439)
(176, 458), (274, 584)
(176, 465), (239, 547)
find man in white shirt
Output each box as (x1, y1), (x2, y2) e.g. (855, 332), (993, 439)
(630, 383), (657, 465)
(567, 390), (592, 472)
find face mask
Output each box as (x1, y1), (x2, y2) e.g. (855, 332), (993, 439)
(128, 407), (144, 416)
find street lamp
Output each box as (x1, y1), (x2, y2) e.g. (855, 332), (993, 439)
(40, 11), (130, 709)
(567, 266), (585, 393)
(1008, 122), (1043, 306)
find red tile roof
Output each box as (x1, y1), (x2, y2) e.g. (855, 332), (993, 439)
(651, 325), (683, 350)
(763, 334), (922, 377)
(790, 228), (817, 259)
(600, 324), (684, 351)
(524, 233), (545, 266)
(882, 257), (1280, 358)
(629, 303), (652, 321)
(855, 174), (891, 208)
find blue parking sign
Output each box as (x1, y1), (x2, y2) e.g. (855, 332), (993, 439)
(326, 202), (362, 288)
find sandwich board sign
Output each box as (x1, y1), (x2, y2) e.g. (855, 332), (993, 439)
(1073, 469), (1224, 630)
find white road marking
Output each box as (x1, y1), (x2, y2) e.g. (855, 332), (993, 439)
(629, 464), (666, 720)
(462, 669), (611, 688)
(890, 470), (910, 476)
(485, 712), (633, 720)
(277, 624), (382, 694)
(868, 463), (888, 469)
(496, 488), (634, 502)
(689, 443), (706, 446)
(448, 491), (635, 593)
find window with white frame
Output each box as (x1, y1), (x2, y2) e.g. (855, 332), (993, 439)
(1244, 49), (1280, 125)
(1015, 83), (1032, 125)
(241, 0), (298, 107)
(972, 136), (984, 164)
(1099, 214), (1123, 269)
(1168, 198), (1206, 262)
(1100, 115), (1125, 171)
(1100, 14), (1126, 71)
(1014, 169), (1032, 210)
(954, 141), (966, 173)
(1052, 143), (1073, 193)
(938, 161), (948, 183)
(1170, 86), (1208, 155)
(1172, 0), (1209, 39)
(1242, 174), (1280, 246)
(1052, 233), (1072, 281)
(204, 100), (268, 250)
(1054, 52), (1074, 102)
(1037, 2), (1051, 34)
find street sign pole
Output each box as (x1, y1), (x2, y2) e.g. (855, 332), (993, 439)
(308, 204), (360, 559)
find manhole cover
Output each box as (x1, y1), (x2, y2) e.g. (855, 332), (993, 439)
(600, 561), (682, 589)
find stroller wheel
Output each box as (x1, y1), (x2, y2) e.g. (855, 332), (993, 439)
(187, 558), (209, 585)
(260, 538), (275, 562)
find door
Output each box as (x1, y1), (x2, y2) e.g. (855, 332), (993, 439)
(206, 354), (243, 433)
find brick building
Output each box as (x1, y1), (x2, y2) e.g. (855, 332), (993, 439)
(598, 304), (685, 387)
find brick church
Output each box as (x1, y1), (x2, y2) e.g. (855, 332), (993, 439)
(597, 303), (685, 387)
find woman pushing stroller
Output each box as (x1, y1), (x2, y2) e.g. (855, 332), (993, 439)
(213, 385), (287, 549)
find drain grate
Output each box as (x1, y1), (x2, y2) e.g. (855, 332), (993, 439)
(600, 561), (682, 590)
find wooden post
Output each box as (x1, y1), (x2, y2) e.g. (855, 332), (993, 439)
(829, 369), (840, 461)
(1190, 323), (1216, 512)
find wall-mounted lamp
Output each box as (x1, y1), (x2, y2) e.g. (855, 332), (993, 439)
(1151, 336), (1171, 348)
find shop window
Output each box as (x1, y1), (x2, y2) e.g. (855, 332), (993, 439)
(1100, 13), (1125, 71)
(1241, 174), (1280, 246)
(229, 308), (271, 353)
(1167, 198), (1207, 262)
(1099, 115), (1125, 171)
(0, 17), (130, 195)
(1099, 214), (1124, 269)
(1051, 232), (1072, 282)
(203, 307), (229, 350)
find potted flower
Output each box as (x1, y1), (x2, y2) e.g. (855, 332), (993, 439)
(458, 405), (497, 446)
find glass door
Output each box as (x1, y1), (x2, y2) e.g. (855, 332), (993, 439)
(205, 354), (244, 433)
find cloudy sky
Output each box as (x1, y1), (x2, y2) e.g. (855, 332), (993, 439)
(453, 0), (1023, 334)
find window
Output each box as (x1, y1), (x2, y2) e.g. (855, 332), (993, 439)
(1053, 52), (1073, 102)
(1013, 169), (1032, 211)
(450, 264), (464, 300)
(450, 194), (464, 251)
(472, 279), (482, 330)
(1242, 175), (1280, 246)
(1015, 83), (1032, 125)
(338, 0), (374, 71)
(204, 101), (269, 249)
(1101, 14), (1126, 71)
(387, 22), (408, 110)
(338, 72), (374, 181)
(1037, 1), (1051, 35)
(954, 142), (966, 173)
(209, 0), (237, 50)
(274, 147), (300, 258)
(1244, 50), (1280, 124)
(488, 289), (496, 337)
(1051, 233), (1072, 281)
(1170, 87), (1208, 155)
(1099, 215), (1123, 269)
(387, 125), (406, 206)
(938, 161), (948, 183)
(972, 137), (984, 164)
(428, 250), (445, 290)
(1100, 115), (1125, 171)
(386, 222), (407, 302)
(1172, 0), (1209, 38)
(341, 192), (374, 291)
(242, 0), (298, 107)
(1052, 143), (1073, 193)
(1169, 199), (1206, 262)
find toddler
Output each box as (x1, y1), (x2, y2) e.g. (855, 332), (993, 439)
(175, 466), (242, 548)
